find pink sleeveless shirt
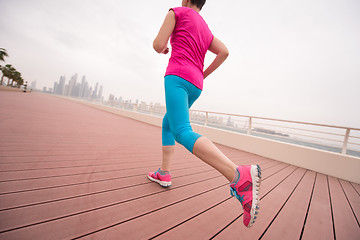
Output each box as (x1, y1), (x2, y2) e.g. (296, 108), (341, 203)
(165, 7), (214, 90)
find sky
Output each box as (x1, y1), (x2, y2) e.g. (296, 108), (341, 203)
(1, 0), (359, 128)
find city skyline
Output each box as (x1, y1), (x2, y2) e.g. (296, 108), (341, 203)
(51, 74), (103, 100)
(45, 75), (152, 106)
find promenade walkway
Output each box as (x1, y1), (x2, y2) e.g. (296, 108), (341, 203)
(0, 91), (359, 240)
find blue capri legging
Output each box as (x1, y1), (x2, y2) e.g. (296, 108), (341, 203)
(162, 75), (202, 153)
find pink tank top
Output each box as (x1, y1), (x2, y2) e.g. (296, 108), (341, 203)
(165, 7), (214, 90)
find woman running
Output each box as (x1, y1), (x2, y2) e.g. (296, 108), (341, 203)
(148, 0), (261, 227)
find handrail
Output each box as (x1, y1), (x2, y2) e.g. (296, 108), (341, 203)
(189, 109), (360, 131)
(54, 95), (360, 157)
(189, 109), (360, 155)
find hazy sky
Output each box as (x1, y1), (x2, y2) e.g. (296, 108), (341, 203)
(1, 0), (359, 127)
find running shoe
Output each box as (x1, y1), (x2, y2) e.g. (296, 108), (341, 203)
(148, 168), (172, 187)
(230, 165), (261, 228)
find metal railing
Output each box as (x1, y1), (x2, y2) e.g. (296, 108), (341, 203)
(58, 95), (360, 158)
(188, 110), (360, 157)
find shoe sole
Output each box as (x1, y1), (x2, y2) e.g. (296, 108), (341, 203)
(248, 164), (261, 228)
(147, 175), (172, 187)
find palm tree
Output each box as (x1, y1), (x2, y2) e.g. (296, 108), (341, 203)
(0, 48), (9, 62)
(0, 64), (16, 86)
(6, 65), (17, 86)
(16, 76), (24, 87)
(0, 48), (9, 86)
(13, 71), (23, 87)
(0, 64), (11, 85)
(0, 50), (25, 88)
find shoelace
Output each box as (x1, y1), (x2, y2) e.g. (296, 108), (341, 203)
(230, 187), (245, 204)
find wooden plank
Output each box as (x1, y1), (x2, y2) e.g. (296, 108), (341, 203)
(0, 169), (224, 231)
(256, 159), (281, 168)
(0, 157), (162, 172)
(0, 164), (210, 195)
(153, 198), (239, 240)
(148, 161), (294, 239)
(301, 173), (334, 240)
(0, 148), (270, 195)
(0, 176), (228, 239)
(0, 165), (216, 210)
(0, 153), (164, 166)
(0, 148), (263, 170)
(0, 149), (140, 158)
(260, 162), (289, 180)
(0, 148), (258, 166)
(0, 162), (165, 181)
(74, 156), (282, 239)
(213, 167), (305, 240)
(339, 179), (360, 225)
(351, 182), (360, 195)
(0, 150), (195, 180)
(0, 154), (284, 239)
(150, 164), (293, 239)
(328, 176), (360, 240)
(0, 157), (203, 182)
(261, 170), (316, 239)
(0, 144), (117, 151)
(80, 183), (231, 239)
(0, 154), (272, 211)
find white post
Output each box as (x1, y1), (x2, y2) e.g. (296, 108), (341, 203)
(205, 112), (208, 126)
(342, 128), (350, 154)
(247, 117), (252, 134)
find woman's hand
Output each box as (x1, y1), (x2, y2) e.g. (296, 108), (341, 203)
(161, 44), (170, 54)
(162, 47), (169, 54)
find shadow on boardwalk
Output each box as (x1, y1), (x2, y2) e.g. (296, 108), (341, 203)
(0, 92), (359, 239)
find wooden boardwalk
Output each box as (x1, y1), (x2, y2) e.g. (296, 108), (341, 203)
(0, 91), (359, 240)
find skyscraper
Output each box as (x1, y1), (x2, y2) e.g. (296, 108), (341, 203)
(55, 76), (66, 95)
(30, 81), (37, 90)
(98, 85), (103, 100)
(79, 75), (86, 98)
(92, 82), (99, 99)
(68, 74), (78, 97)
(53, 82), (58, 93)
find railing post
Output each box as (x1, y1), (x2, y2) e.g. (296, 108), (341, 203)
(247, 117), (252, 134)
(205, 112), (208, 126)
(342, 128), (350, 154)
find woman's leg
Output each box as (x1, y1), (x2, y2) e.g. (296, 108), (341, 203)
(164, 75), (237, 181)
(164, 76), (201, 153)
(161, 114), (175, 171)
(159, 75), (261, 228)
(192, 137), (237, 181)
(162, 145), (174, 171)
(160, 76), (200, 173)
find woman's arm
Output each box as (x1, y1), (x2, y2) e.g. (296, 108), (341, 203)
(153, 10), (176, 54)
(203, 37), (229, 79)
